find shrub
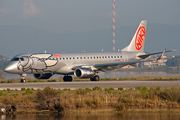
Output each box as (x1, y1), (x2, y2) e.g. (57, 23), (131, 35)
(129, 88), (133, 90)
(93, 86), (101, 90)
(104, 88), (114, 94)
(135, 87), (141, 91)
(36, 87), (57, 102)
(2, 93), (8, 96)
(85, 88), (92, 92)
(118, 87), (123, 90)
(141, 87), (148, 94)
(159, 89), (180, 102)
(21, 88), (26, 91)
(0, 92), (3, 96)
(1, 81), (6, 83)
(26, 88), (31, 91)
(121, 98), (132, 103)
(7, 88), (10, 91)
(31, 88), (35, 91)
(76, 88), (87, 95)
(22, 90), (33, 96)
(116, 104), (124, 111)
(12, 93), (19, 98)
(156, 86), (161, 91)
(52, 80), (56, 82)
(63, 88), (70, 91)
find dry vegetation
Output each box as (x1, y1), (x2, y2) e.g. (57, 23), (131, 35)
(1, 86), (180, 114)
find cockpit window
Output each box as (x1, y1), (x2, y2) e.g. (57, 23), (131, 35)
(11, 57), (24, 61)
(20, 58), (24, 61)
(11, 57), (19, 61)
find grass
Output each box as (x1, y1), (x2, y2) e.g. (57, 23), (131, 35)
(0, 86), (180, 113)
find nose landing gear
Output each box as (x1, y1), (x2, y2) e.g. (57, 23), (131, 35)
(19, 74), (27, 83)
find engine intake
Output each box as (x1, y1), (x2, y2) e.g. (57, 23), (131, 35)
(33, 73), (53, 79)
(74, 68), (94, 78)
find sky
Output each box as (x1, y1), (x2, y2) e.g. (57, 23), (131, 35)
(0, 0), (180, 33)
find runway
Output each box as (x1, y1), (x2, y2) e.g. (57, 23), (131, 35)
(0, 80), (180, 90)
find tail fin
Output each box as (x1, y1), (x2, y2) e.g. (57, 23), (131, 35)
(121, 20), (147, 52)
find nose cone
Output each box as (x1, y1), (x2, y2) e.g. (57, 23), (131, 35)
(3, 62), (18, 73)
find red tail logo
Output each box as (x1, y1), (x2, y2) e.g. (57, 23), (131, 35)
(135, 26), (146, 51)
(54, 54), (61, 58)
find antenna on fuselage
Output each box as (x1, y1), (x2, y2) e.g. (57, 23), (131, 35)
(44, 50), (47, 53)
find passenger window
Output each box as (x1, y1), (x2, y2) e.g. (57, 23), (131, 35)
(77, 57), (79, 59)
(66, 58), (68, 60)
(80, 57), (82, 59)
(99, 57), (101, 59)
(94, 57), (95, 59)
(87, 57), (89, 59)
(117, 56), (119, 58)
(63, 58), (65, 60)
(108, 56), (110, 58)
(73, 57), (75, 59)
(111, 56), (113, 58)
(114, 56), (116, 58)
(84, 57), (86, 59)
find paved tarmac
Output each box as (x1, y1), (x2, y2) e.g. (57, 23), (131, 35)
(0, 79), (180, 90)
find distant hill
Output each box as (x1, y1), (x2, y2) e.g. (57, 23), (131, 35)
(0, 24), (179, 57)
(0, 55), (8, 70)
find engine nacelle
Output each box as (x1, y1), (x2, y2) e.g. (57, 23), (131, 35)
(33, 73), (53, 79)
(74, 68), (94, 78)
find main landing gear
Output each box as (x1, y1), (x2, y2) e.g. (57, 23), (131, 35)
(90, 75), (100, 81)
(63, 75), (72, 82)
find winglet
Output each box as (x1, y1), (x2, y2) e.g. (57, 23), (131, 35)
(156, 49), (166, 61)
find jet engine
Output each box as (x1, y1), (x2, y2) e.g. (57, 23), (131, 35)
(74, 68), (94, 78)
(33, 73), (53, 79)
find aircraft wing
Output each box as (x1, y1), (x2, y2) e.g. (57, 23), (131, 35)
(93, 59), (152, 69)
(138, 49), (175, 59)
(72, 59), (152, 71)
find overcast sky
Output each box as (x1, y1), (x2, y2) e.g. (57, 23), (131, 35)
(0, 0), (180, 33)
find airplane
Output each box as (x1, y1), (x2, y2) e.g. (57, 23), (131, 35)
(3, 20), (173, 82)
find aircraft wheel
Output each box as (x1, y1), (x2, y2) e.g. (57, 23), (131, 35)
(63, 76), (72, 82)
(63, 76), (67, 82)
(67, 76), (72, 82)
(21, 79), (26, 83)
(90, 77), (95, 81)
(90, 75), (99, 81)
(94, 75), (99, 81)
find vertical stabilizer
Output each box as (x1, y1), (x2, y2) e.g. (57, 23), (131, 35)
(121, 20), (147, 52)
